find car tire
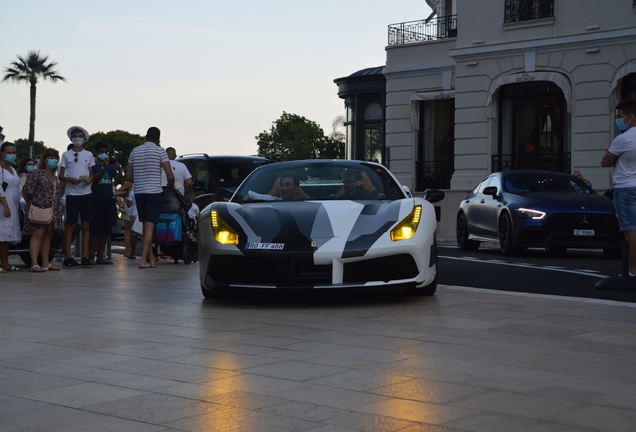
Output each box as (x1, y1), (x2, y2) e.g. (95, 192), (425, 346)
(456, 213), (480, 251)
(183, 245), (193, 265)
(404, 278), (437, 296)
(603, 247), (621, 259)
(499, 212), (521, 256)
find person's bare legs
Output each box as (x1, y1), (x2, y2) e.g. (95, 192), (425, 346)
(96, 236), (108, 263)
(88, 236), (98, 264)
(623, 229), (636, 276)
(130, 233), (138, 258)
(0, 242), (10, 271)
(80, 221), (90, 260)
(139, 221), (156, 267)
(40, 231), (55, 268)
(62, 223), (75, 259)
(123, 219), (131, 256)
(29, 228), (45, 267)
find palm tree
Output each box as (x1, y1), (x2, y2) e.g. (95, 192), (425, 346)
(3, 51), (66, 158)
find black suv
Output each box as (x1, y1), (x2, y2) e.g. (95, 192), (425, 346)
(176, 154), (274, 208)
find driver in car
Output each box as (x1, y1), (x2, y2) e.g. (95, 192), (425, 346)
(244, 173), (302, 201)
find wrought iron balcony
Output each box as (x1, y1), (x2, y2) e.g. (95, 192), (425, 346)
(416, 160), (454, 190)
(504, 0), (554, 23)
(388, 15), (457, 46)
(492, 152), (571, 173)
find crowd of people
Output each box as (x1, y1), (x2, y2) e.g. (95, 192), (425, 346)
(0, 126), (197, 273)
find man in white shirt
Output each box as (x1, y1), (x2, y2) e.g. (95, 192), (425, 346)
(161, 147), (192, 194)
(601, 99), (636, 277)
(59, 126), (94, 268)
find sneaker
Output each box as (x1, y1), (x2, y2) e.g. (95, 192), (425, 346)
(63, 258), (80, 268)
(80, 258), (93, 268)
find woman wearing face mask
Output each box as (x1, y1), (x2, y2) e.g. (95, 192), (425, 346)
(18, 158), (36, 195)
(22, 148), (65, 272)
(0, 142), (22, 272)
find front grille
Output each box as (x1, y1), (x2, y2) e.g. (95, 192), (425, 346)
(545, 213), (618, 230)
(344, 254), (419, 284)
(210, 256), (331, 286)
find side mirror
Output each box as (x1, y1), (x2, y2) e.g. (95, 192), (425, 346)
(402, 185), (413, 198)
(483, 186), (498, 197)
(424, 189), (445, 204)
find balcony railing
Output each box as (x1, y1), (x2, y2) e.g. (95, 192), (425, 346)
(492, 152), (571, 173)
(416, 160), (454, 190)
(504, 0), (554, 23)
(388, 15), (457, 46)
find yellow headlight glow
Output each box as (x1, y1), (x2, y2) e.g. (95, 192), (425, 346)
(390, 205), (422, 241)
(210, 210), (239, 245)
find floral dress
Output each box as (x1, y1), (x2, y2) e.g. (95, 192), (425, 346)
(22, 169), (64, 232)
(0, 165), (22, 243)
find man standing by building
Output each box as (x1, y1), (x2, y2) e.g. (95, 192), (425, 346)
(161, 147), (192, 194)
(601, 99), (636, 277)
(127, 127), (175, 269)
(59, 126), (94, 268)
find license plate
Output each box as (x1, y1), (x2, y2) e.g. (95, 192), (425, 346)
(574, 229), (594, 236)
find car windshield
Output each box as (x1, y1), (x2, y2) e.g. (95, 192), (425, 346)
(504, 174), (595, 194)
(232, 161), (405, 202)
(213, 159), (272, 187)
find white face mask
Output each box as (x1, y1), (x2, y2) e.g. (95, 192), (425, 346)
(72, 137), (84, 147)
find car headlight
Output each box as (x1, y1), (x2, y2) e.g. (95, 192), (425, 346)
(210, 210), (239, 245)
(516, 208), (546, 220)
(390, 205), (422, 241)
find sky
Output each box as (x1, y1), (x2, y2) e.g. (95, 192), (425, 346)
(1, 1), (431, 157)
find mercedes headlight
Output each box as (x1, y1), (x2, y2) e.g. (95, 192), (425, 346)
(516, 208), (546, 220)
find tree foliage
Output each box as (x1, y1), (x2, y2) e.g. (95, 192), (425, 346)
(13, 138), (45, 161)
(256, 112), (344, 161)
(2, 51), (65, 157)
(84, 130), (145, 168)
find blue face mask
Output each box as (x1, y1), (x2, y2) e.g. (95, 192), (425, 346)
(616, 116), (631, 131)
(26, 165), (36, 173)
(4, 155), (17, 164)
(97, 153), (109, 161)
(47, 159), (59, 169)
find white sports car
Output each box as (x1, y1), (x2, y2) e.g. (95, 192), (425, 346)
(198, 160), (444, 298)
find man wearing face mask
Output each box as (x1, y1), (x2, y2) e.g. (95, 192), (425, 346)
(88, 142), (123, 264)
(601, 99), (636, 277)
(59, 126), (95, 268)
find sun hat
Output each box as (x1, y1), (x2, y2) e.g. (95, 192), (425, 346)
(66, 126), (90, 142)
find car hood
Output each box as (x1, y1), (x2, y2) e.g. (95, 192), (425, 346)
(511, 192), (615, 212)
(215, 199), (409, 258)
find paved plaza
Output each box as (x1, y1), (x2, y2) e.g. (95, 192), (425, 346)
(1, 254), (635, 431)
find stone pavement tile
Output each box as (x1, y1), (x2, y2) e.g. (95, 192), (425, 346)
(547, 404), (636, 432)
(326, 347), (419, 363)
(353, 398), (479, 424)
(448, 390), (582, 420)
(242, 360), (349, 381)
(529, 386), (604, 403)
(258, 400), (349, 422)
(0, 323), (79, 342)
(323, 411), (422, 431)
(573, 331), (636, 348)
(399, 340), (501, 360)
(336, 334), (425, 350)
(305, 426), (357, 432)
(97, 358), (177, 374)
(298, 350), (378, 370)
(65, 352), (139, 367)
(39, 334), (144, 350)
(21, 382), (149, 408)
(0, 404), (117, 430)
(0, 395), (52, 417)
(45, 417), (168, 432)
(361, 361), (481, 385)
(84, 392), (222, 424)
(167, 351), (282, 371)
(98, 341), (209, 360)
(291, 330), (360, 344)
(307, 369), (413, 392)
(203, 390), (289, 410)
(208, 373), (310, 396)
(144, 362), (241, 384)
(487, 323), (587, 339)
(154, 382), (235, 400)
(207, 342), (281, 356)
(398, 424), (465, 432)
(234, 335), (304, 348)
(68, 368), (143, 384)
(0, 372), (85, 396)
(111, 376), (185, 391)
(282, 340), (353, 355)
(370, 378), (486, 404)
(464, 364), (573, 393)
(275, 384), (389, 409)
(162, 406), (320, 432)
(0, 422), (21, 432)
(444, 412), (572, 432)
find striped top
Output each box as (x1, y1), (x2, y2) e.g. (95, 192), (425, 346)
(128, 142), (169, 194)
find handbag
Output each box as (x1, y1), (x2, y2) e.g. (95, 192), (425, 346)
(28, 175), (57, 225)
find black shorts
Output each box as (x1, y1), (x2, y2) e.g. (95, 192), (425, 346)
(135, 193), (163, 224)
(65, 194), (93, 224)
(90, 197), (117, 236)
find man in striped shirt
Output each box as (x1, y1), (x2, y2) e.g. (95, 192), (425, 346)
(127, 127), (175, 269)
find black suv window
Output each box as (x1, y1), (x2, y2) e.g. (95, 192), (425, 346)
(192, 160), (209, 190)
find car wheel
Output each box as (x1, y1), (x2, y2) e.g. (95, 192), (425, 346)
(456, 213), (480, 251)
(499, 212), (521, 256)
(404, 278), (437, 296)
(603, 247), (621, 259)
(546, 246), (567, 256)
(183, 245), (193, 265)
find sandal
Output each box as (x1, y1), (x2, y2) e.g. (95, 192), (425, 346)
(43, 264), (61, 271)
(0, 268), (6, 274)
(30, 265), (46, 273)
(8, 266), (21, 271)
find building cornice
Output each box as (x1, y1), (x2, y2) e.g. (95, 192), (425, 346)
(383, 61), (456, 77)
(449, 27), (636, 61)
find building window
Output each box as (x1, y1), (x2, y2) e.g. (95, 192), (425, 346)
(621, 72), (636, 101)
(495, 81), (569, 173)
(504, 0), (554, 23)
(417, 98), (455, 190)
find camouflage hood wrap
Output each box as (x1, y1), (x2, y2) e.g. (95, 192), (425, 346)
(216, 200), (406, 259)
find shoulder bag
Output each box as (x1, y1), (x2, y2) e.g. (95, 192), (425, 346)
(28, 175), (57, 225)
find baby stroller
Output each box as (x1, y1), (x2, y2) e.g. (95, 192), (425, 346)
(153, 187), (198, 264)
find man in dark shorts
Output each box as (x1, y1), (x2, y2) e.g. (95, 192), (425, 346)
(59, 126), (94, 268)
(89, 142), (123, 264)
(127, 127), (175, 268)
